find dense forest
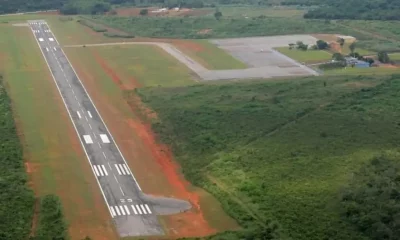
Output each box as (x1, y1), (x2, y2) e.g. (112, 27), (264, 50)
(0, 0), (275, 14)
(303, 0), (400, 20)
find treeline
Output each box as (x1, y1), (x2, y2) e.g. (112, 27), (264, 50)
(0, 0), (275, 14)
(0, 75), (35, 240)
(303, 0), (400, 20)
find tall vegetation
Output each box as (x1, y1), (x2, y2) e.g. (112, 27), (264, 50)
(31, 195), (69, 240)
(88, 15), (357, 39)
(303, 0), (400, 20)
(137, 75), (400, 239)
(341, 155), (400, 240)
(0, 75), (35, 240)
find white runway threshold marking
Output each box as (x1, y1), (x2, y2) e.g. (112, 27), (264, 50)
(83, 135), (93, 144)
(100, 134), (110, 143)
(114, 164), (131, 175)
(39, 38), (44, 42)
(93, 165), (108, 176)
(49, 38), (54, 42)
(110, 204), (152, 217)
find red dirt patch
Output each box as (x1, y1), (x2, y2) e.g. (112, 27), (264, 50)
(91, 49), (139, 90)
(197, 28), (212, 35)
(172, 39), (205, 53)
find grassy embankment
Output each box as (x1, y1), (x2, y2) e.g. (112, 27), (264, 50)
(0, 21), (117, 240)
(275, 47), (332, 63)
(137, 74), (400, 240)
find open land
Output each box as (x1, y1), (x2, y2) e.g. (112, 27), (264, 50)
(2, 6), (400, 240)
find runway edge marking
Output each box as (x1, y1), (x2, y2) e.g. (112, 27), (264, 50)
(58, 39), (142, 190)
(28, 21), (114, 218)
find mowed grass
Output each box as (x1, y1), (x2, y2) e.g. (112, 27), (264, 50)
(389, 53), (400, 60)
(174, 40), (247, 70)
(0, 25), (117, 240)
(276, 47), (332, 63)
(66, 45), (195, 87)
(137, 75), (400, 240)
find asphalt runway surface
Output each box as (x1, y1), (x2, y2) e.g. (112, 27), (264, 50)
(28, 20), (190, 237)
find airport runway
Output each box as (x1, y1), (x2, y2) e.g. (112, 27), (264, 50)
(28, 20), (166, 237)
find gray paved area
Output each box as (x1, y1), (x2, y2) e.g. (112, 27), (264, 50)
(29, 20), (190, 238)
(65, 34), (319, 81)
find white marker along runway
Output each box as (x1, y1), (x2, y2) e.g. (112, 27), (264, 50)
(28, 20), (164, 237)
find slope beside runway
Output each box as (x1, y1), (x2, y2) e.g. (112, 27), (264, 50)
(28, 19), (168, 237)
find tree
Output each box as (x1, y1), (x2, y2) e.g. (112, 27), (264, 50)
(337, 37), (345, 47)
(332, 52), (345, 61)
(341, 155), (400, 240)
(378, 51), (390, 63)
(214, 8), (222, 20)
(365, 57), (375, 65)
(296, 41), (308, 51)
(349, 42), (356, 53)
(288, 43), (295, 49)
(316, 40), (328, 50)
(139, 8), (148, 16)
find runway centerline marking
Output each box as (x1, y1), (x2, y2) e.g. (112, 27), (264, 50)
(114, 174), (119, 183)
(85, 116), (88, 122)
(88, 124), (92, 130)
(98, 142), (102, 149)
(88, 111), (92, 118)
(102, 152), (107, 159)
(119, 186), (125, 196)
(83, 135), (93, 144)
(108, 162), (112, 170)
(77, 111), (81, 119)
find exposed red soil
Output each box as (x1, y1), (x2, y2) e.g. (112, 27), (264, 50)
(67, 47), (217, 238)
(329, 42), (341, 53)
(172, 39), (205, 53)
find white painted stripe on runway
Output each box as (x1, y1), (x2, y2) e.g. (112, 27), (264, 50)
(87, 111), (92, 118)
(124, 205), (130, 215)
(119, 164), (126, 175)
(29, 21), (115, 219)
(88, 124), (92, 130)
(100, 134), (110, 143)
(123, 164), (130, 175)
(49, 38), (54, 42)
(74, 95), (78, 100)
(46, 47), (49, 52)
(108, 162), (112, 170)
(119, 206), (126, 215)
(110, 206), (116, 217)
(115, 206), (121, 215)
(98, 142), (102, 149)
(93, 165), (100, 176)
(140, 204), (147, 214)
(102, 152), (107, 159)
(77, 111), (81, 119)
(54, 47), (57, 51)
(145, 204), (152, 214)
(115, 164), (122, 174)
(97, 166), (104, 176)
(101, 165), (108, 176)
(131, 205), (138, 214)
(85, 116), (88, 122)
(120, 186), (125, 195)
(71, 89), (75, 95)
(136, 205), (142, 214)
(83, 135), (93, 144)
(39, 38), (44, 42)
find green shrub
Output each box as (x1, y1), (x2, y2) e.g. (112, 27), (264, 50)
(0, 75), (35, 240)
(34, 195), (69, 240)
(77, 19), (107, 32)
(103, 32), (134, 38)
(319, 61), (346, 70)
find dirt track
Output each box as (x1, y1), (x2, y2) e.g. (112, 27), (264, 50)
(64, 37), (319, 81)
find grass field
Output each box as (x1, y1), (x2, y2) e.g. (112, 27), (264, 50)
(276, 47), (332, 63)
(173, 39), (247, 70)
(136, 75), (400, 240)
(0, 24), (117, 240)
(322, 66), (400, 75)
(389, 53), (400, 60)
